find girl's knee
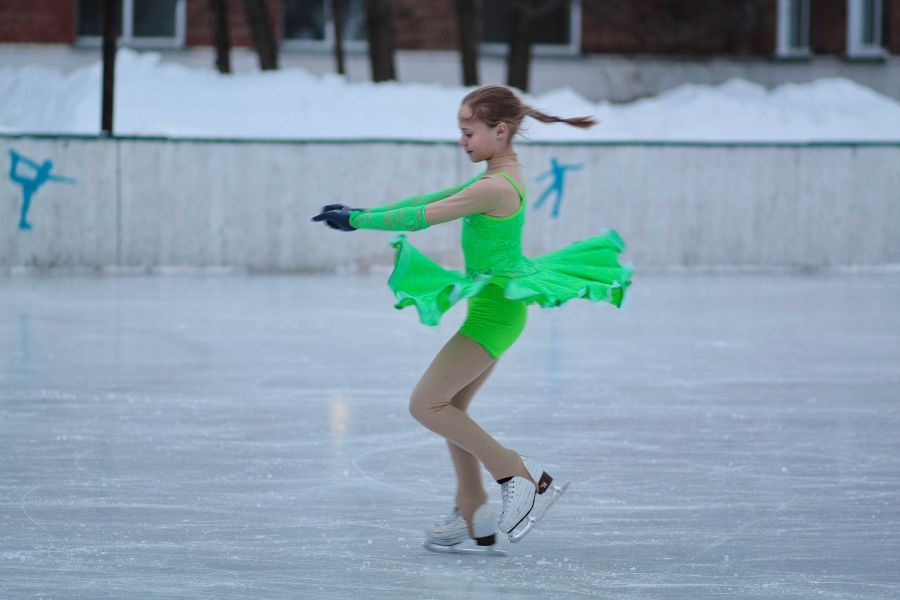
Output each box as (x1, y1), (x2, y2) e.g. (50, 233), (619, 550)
(408, 395), (426, 423)
(449, 392), (473, 412)
(408, 390), (450, 425)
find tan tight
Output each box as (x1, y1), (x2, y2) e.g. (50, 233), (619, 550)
(409, 332), (534, 534)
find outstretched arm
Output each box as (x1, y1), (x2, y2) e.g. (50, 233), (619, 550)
(344, 175), (510, 231)
(362, 172), (484, 214)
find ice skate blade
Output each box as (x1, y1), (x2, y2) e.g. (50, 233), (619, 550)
(507, 480), (569, 544)
(423, 540), (507, 556)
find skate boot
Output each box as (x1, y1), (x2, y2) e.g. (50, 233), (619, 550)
(423, 504), (506, 555)
(497, 455), (569, 543)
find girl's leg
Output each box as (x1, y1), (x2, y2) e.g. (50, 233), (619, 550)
(409, 332), (532, 487)
(445, 361), (497, 534)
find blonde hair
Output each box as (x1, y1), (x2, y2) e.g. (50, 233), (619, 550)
(461, 85), (596, 137)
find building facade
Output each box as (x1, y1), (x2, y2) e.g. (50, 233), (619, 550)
(1, 1), (898, 101)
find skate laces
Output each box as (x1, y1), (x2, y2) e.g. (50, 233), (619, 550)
(499, 480), (514, 521)
(431, 508), (463, 533)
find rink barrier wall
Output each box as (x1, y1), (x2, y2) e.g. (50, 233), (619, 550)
(2, 133), (899, 272)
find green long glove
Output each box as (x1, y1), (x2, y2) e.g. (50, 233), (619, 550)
(364, 172), (484, 214)
(349, 205), (429, 231)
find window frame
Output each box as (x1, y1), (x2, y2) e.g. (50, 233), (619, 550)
(280, 0), (368, 53)
(478, 0), (582, 57)
(75, 0), (187, 49)
(775, 0), (811, 58)
(846, 0), (887, 58)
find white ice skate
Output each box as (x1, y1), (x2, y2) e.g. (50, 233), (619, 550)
(497, 456), (569, 543)
(423, 504), (506, 556)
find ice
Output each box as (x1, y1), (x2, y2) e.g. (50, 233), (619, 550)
(0, 273), (898, 599)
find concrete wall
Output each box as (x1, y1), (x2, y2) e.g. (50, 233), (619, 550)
(2, 134), (898, 272)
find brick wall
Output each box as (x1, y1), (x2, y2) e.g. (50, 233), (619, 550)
(0, 0), (75, 43)
(889, 0), (900, 53)
(393, 0), (457, 50)
(581, 0), (776, 56)
(811, 0), (900, 55)
(0, 0), (279, 47)
(0, 0), (897, 57)
(812, 0), (846, 54)
(186, 0), (279, 47)
(189, 0), (460, 51)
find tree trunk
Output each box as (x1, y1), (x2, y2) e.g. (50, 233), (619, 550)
(101, 0), (120, 136)
(365, 0), (396, 81)
(455, 0), (479, 86)
(242, 0), (278, 70)
(507, 0), (535, 92)
(208, 0), (232, 74)
(333, 0), (346, 75)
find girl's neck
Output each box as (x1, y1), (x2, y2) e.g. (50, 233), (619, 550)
(486, 152), (518, 173)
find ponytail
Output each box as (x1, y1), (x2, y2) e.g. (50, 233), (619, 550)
(462, 85), (597, 137)
(525, 107), (597, 129)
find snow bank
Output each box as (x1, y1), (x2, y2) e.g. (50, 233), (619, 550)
(2, 48), (900, 142)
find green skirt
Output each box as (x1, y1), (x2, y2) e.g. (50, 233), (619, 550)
(386, 229), (633, 328)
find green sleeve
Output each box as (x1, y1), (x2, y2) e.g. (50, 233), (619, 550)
(349, 205), (429, 231)
(363, 172), (484, 214)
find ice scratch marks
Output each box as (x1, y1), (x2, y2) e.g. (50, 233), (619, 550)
(19, 485), (48, 532)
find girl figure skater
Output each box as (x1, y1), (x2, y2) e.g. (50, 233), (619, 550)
(312, 85), (632, 554)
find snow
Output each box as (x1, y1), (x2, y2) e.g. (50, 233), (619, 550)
(2, 48), (900, 141)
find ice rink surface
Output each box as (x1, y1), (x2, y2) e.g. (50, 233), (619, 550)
(1, 273), (898, 599)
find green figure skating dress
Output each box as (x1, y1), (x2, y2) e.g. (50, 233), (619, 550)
(347, 157), (633, 357)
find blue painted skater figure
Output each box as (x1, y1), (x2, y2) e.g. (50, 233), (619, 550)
(8, 149), (75, 230)
(533, 157), (583, 219)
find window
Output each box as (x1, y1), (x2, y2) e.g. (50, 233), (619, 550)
(847, 0), (886, 58)
(77, 0), (186, 48)
(776, 0), (810, 58)
(281, 0), (366, 50)
(480, 0), (581, 56)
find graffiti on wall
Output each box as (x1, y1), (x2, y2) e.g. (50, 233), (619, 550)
(533, 157), (584, 219)
(8, 149), (76, 230)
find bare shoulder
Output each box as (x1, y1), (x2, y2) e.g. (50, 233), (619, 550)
(482, 173), (523, 218)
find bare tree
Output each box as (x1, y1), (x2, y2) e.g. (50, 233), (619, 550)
(506, 0), (536, 91)
(208, 0), (232, 74)
(242, 0), (278, 70)
(456, 0), (479, 86)
(365, 0), (396, 81)
(505, 0), (571, 92)
(101, 0), (120, 135)
(333, 0), (346, 75)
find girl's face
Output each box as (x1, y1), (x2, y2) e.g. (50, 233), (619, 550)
(457, 104), (510, 162)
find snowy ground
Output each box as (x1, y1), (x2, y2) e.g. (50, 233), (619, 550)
(1, 273), (898, 599)
(3, 48), (900, 141)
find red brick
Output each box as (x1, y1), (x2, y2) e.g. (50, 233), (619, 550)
(811, 0), (845, 54)
(187, 0), (280, 48)
(888, 0), (900, 53)
(581, 0), (776, 56)
(0, 0), (75, 43)
(394, 0), (457, 50)
(0, 0), (895, 57)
